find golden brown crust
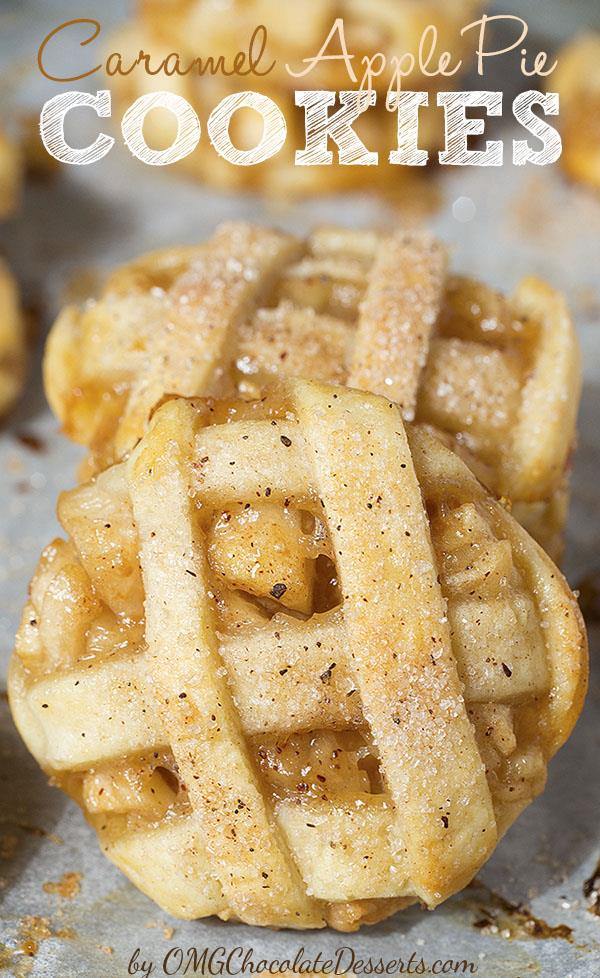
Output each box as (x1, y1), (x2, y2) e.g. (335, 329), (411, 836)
(9, 381), (587, 929)
(44, 224), (581, 557)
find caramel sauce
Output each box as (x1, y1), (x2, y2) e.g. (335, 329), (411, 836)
(468, 881), (574, 943)
(42, 871), (82, 900)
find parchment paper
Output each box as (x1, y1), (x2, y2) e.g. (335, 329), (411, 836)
(1, 1), (600, 975)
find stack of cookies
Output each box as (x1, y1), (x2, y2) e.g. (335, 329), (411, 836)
(10, 221), (587, 930)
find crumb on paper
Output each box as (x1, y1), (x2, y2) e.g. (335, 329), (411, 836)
(42, 871), (82, 900)
(4, 915), (76, 976)
(466, 881), (574, 943)
(19, 916), (52, 956)
(15, 431), (46, 454)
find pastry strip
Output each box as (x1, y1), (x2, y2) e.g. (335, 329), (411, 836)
(128, 399), (323, 927)
(349, 233), (447, 418)
(294, 381), (496, 905)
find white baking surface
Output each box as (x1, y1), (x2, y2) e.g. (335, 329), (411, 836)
(1, 1), (600, 976)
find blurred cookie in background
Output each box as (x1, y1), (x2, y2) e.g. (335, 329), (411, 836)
(0, 255), (25, 417)
(0, 129), (24, 417)
(112, 0), (483, 196)
(0, 127), (20, 219)
(552, 33), (600, 191)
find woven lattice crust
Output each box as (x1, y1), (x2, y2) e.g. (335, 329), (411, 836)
(45, 224), (581, 558)
(10, 381), (587, 930)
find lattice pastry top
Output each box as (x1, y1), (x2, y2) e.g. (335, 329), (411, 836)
(45, 223), (580, 557)
(10, 380), (587, 931)
(552, 33), (600, 190)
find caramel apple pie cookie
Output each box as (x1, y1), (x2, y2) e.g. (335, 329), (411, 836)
(111, 0), (482, 195)
(44, 224), (581, 558)
(10, 381), (587, 929)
